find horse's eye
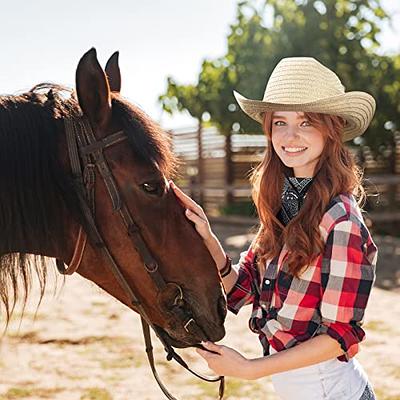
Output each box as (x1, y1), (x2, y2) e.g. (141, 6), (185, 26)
(141, 182), (161, 195)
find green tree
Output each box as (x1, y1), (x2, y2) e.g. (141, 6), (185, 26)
(159, 0), (400, 169)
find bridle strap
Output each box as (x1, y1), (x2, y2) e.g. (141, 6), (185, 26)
(56, 117), (91, 275)
(60, 117), (225, 399)
(80, 119), (171, 291)
(79, 130), (127, 156)
(142, 318), (181, 400)
(78, 118), (123, 212)
(56, 227), (87, 275)
(142, 317), (225, 400)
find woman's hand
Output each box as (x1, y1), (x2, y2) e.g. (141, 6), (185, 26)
(170, 181), (213, 242)
(196, 341), (256, 380)
(170, 181), (227, 270)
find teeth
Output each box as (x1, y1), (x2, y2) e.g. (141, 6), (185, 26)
(284, 147), (307, 153)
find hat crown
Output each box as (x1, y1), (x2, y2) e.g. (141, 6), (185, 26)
(263, 57), (345, 104)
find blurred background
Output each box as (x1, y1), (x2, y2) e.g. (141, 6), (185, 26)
(1, 1), (399, 399)
(157, 0), (400, 237)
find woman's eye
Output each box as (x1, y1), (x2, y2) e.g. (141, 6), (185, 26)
(274, 120), (285, 126)
(301, 120), (311, 127)
(141, 182), (162, 195)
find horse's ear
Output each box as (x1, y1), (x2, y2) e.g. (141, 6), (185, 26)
(105, 51), (121, 93)
(76, 48), (112, 128)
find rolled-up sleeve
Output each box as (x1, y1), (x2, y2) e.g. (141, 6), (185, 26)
(226, 247), (259, 315)
(316, 219), (377, 361)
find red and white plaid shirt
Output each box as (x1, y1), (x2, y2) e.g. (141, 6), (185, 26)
(227, 193), (378, 362)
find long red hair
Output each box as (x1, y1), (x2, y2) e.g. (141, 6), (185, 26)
(251, 112), (365, 276)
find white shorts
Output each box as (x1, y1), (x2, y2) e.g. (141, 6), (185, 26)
(269, 347), (368, 400)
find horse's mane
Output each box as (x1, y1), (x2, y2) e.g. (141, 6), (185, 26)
(0, 83), (177, 325)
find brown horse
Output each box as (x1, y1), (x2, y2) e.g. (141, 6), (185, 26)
(0, 49), (226, 353)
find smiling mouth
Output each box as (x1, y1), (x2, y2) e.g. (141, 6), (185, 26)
(282, 146), (308, 154)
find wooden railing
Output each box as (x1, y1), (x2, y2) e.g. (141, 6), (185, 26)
(170, 126), (400, 226)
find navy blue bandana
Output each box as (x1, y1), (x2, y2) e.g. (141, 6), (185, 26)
(278, 176), (314, 225)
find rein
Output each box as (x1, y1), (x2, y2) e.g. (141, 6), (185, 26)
(56, 117), (225, 400)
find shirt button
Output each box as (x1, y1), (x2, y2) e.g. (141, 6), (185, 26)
(265, 279), (271, 285)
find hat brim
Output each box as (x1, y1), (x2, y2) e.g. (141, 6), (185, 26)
(233, 90), (376, 142)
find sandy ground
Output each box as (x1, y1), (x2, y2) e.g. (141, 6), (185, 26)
(0, 222), (399, 400)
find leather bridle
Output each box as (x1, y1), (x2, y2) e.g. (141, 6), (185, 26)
(56, 116), (225, 400)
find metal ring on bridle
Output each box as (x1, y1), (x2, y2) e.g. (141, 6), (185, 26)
(168, 283), (184, 306)
(183, 318), (195, 333)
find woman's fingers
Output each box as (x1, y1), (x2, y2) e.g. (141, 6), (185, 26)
(185, 209), (208, 225)
(196, 342), (222, 359)
(201, 341), (223, 354)
(170, 181), (206, 217)
(171, 183), (200, 210)
(169, 181), (212, 241)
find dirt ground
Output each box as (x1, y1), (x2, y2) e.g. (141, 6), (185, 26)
(0, 222), (399, 400)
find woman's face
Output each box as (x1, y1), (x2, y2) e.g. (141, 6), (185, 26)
(270, 111), (326, 177)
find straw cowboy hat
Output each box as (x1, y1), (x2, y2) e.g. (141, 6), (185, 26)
(233, 57), (376, 142)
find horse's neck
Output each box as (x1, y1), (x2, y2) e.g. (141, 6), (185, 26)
(0, 213), (78, 263)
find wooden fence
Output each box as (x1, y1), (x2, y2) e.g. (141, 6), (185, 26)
(169, 126), (400, 226)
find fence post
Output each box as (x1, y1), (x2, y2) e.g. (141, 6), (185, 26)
(395, 131), (400, 174)
(225, 131), (233, 207)
(197, 120), (204, 206)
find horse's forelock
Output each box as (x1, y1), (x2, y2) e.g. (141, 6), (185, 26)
(111, 95), (178, 178)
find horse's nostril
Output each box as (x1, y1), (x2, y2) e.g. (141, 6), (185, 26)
(217, 295), (227, 321)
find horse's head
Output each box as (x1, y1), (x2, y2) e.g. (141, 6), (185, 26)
(60, 48), (226, 346)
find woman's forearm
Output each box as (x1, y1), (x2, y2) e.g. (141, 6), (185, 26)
(244, 334), (343, 380)
(204, 233), (238, 293)
(204, 233), (226, 269)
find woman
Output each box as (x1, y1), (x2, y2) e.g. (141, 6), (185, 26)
(171, 57), (377, 399)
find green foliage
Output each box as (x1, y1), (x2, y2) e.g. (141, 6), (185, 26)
(159, 0), (400, 165)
